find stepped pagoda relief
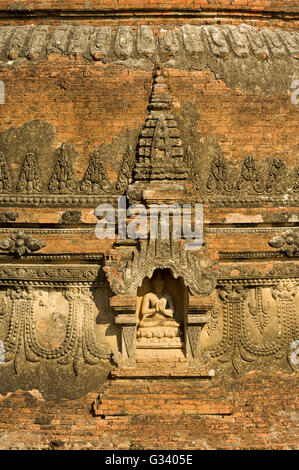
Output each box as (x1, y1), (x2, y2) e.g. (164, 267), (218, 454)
(133, 66), (188, 183)
(0, 0), (298, 451)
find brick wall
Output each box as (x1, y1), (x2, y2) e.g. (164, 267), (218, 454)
(0, 64), (297, 172)
(0, 371), (297, 450)
(0, 1), (297, 13)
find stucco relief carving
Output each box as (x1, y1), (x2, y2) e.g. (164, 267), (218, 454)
(0, 212), (18, 223)
(80, 152), (108, 193)
(60, 210), (82, 224)
(0, 72), (298, 208)
(0, 143), (297, 206)
(200, 154), (291, 197)
(0, 232), (46, 257)
(90, 26), (112, 60)
(202, 279), (299, 373)
(0, 152), (11, 192)
(115, 145), (135, 193)
(248, 287), (271, 335)
(48, 144), (77, 194)
(0, 24), (297, 64)
(0, 265), (297, 374)
(104, 238), (218, 298)
(0, 286), (115, 375)
(269, 229), (299, 257)
(16, 153), (41, 193)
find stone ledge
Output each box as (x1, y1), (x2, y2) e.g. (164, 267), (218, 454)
(95, 403), (234, 417)
(110, 366), (214, 379)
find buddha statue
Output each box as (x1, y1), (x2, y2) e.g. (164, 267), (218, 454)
(137, 272), (181, 344)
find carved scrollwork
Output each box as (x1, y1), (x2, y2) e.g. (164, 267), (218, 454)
(115, 145), (135, 193)
(122, 326), (136, 360)
(271, 279), (298, 301)
(0, 232), (46, 257)
(248, 287), (271, 335)
(16, 153), (42, 193)
(219, 284), (247, 303)
(0, 152), (12, 192)
(206, 305), (220, 337)
(0, 286), (36, 374)
(0, 212), (18, 223)
(0, 264), (101, 283)
(48, 144), (78, 193)
(236, 155), (263, 193)
(0, 286), (114, 376)
(104, 238), (218, 297)
(60, 210), (82, 224)
(264, 158), (285, 194)
(269, 229), (299, 257)
(206, 155), (233, 193)
(186, 148), (297, 202)
(204, 280), (298, 374)
(80, 152), (108, 193)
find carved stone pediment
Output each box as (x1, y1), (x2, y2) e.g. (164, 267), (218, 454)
(104, 237), (218, 297)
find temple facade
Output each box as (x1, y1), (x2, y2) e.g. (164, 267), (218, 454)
(0, 1), (298, 450)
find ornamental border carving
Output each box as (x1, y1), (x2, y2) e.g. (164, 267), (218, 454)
(0, 264), (104, 285)
(0, 24), (297, 66)
(0, 286), (115, 375)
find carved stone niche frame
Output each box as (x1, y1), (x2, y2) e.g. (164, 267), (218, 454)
(136, 268), (186, 361)
(106, 240), (217, 368)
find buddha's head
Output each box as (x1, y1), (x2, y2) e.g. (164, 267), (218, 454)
(151, 271), (165, 294)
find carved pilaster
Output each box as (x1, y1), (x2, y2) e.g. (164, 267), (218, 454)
(271, 280), (298, 369)
(110, 295), (137, 366)
(186, 296), (214, 365)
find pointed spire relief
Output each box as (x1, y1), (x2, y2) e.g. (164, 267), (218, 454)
(48, 144), (77, 193)
(16, 153), (42, 193)
(116, 145), (135, 193)
(80, 152), (107, 193)
(0, 152), (12, 192)
(134, 66), (188, 182)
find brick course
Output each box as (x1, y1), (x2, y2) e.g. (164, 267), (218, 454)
(0, 371), (297, 450)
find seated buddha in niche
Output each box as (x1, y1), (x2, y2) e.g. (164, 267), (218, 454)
(137, 271), (181, 344)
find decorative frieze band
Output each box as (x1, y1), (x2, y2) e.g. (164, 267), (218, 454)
(0, 150), (298, 206)
(0, 286), (115, 375)
(0, 25), (297, 66)
(0, 264), (104, 285)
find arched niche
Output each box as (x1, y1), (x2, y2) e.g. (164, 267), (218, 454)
(136, 268), (187, 326)
(135, 268), (188, 359)
(109, 264), (215, 367)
